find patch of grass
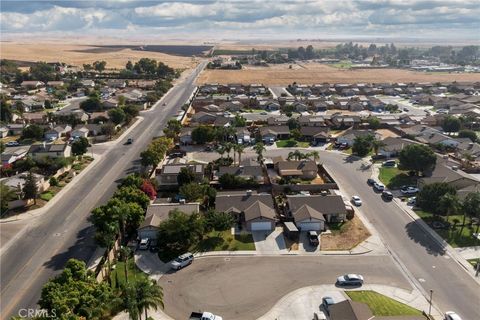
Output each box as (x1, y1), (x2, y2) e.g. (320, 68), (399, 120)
(195, 230), (255, 251)
(331, 60), (352, 69)
(276, 139), (309, 148)
(414, 210), (480, 247)
(346, 290), (423, 317)
(467, 258), (479, 267)
(39, 191), (55, 201)
(110, 258), (148, 288)
(378, 167), (417, 189)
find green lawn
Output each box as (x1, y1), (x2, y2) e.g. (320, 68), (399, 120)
(378, 167), (417, 189)
(346, 291), (424, 317)
(415, 210), (480, 247)
(194, 230), (255, 251)
(331, 60), (353, 69)
(110, 258), (148, 288)
(276, 139), (310, 148)
(39, 191), (55, 201)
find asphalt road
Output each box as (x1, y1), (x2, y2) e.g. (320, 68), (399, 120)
(159, 255), (410, 320)
(0, 61), (207, 319)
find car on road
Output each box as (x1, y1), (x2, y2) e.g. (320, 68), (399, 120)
(367, 178), (375, 186)
(382, 191), (394, 201)
(163, 102), (167, 106)
(373, 182), (385, 192)
(321, 296), (335, 315)
(126, 138), (134, 144)
(171, 252), (194, 270)
(308, 231), (319, 246)
(5, 141), (20, 147)
(400, 186), (419, 195)
(190, 311), (223, 320)
(351, 196), (362, 206)
(444, 311), (462, 320)
(138, 238), (150, 250)
(382, 160), (396, 167)
(336, 274), (364, 286)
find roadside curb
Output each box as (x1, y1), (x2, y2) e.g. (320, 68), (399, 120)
(92, 116), (144, 146)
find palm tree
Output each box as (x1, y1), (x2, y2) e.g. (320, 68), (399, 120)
(308, 151), (320, 163)
(461, 152), (475, 171)
(217, 145), (225, 159)
(287, 150), (306, 161)
(371, 139), (386, 156)
(439, 193), (460, 231)
(224, 142), (233, 160)
(136, 278), (164, 320)
(122, 283), (140, 320)
(234, 144), (245, 165)
(119, 246), (131, 283)
(253, 142), (266, 162)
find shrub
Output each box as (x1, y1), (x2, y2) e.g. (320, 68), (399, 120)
(49, 176), (59, 186)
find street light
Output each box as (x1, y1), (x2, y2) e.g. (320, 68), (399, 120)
(428, 289), (433, 316)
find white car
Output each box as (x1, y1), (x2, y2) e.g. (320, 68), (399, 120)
(138, 238), (150, 250)
(407, 197), (416, 206)
(351, 196), (362, 206)
(444, 311), (462, 320)
(171, 252), (194, 270)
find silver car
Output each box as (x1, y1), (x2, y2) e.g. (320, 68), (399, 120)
(171, 252), (194, 270)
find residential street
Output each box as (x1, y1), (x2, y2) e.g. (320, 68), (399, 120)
(0, 61), (207, 319)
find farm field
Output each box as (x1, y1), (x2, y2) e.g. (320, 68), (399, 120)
(0, 42), (198, 69)
(197, 62), (480, 85)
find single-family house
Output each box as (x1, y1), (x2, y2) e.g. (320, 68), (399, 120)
(20, 81), (44, 89)
(215, 191), (276, 231)
(216, 160), (264, 184)
(106, 79), (126, 88)
(0, 126), (8, 138)
(286, 195), (347, 222)
(71, 126), (89, 138)
(1, 146), (29, 165)
(102, 98), (119, 109)
(27, 143), (71, 160)
(191, 111), (217, 125)
(6, 124), (24, 136)
(179, 127), (193, 145)
(235, 127), (251, 144)
(276, 160), (318, 180)
(80, 79), (95, 87)
(1, 172), (48, 193)
(156, 162), (205, 187)
(292, 204), (326, 231)
(46, 81), (64, 88)
(378, 137), (416, 158)
(267, 115), (289, 126)
(336, 130), (381, 147)
(22, 112), (47, 124)
(300, 127), (329, 144)
(220, 101), (244, 112)
(260, 126), (290, 143)
(137, 202), (200, 241)
(44, 125), (72, 140)
(328, 300), (374, 320)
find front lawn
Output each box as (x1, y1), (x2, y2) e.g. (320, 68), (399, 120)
(346, 290), (424, 317)
(110, 257), (149, 287)
(276, 139), (310, 148)
(378, 167), (417, 189)
(39, 191), (55, 201)
(415, 210), (479, 247)
(195, 230), (255, 251)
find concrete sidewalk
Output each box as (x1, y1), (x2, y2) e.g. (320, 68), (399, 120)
(257, 284), (442, 320)
(455, 246), (480, 260)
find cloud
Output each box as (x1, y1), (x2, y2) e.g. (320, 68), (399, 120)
(1, 0), (479, 40)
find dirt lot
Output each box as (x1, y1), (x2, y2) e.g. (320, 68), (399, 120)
(321, 215), (371, 251)
(197, 62), (480, 85)
(0, 42), (197, 69)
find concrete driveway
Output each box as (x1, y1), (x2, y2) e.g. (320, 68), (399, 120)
(252, 227), (287, 254)
(298, 231), (321, 253)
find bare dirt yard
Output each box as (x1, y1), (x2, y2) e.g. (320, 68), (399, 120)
(321, 215), (371, 251)
(197, 62), (480, 85)
(0, 42), (197, 69)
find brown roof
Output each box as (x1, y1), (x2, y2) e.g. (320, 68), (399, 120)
(277, 160), (317, 175)
(244, 201), (276, 221)
(287, 195), (346, 215)
(329, 300), (373, 320)
(215, 192), (274, 214)
(293, 204), (325, 222)
(139, 203), (200, 229)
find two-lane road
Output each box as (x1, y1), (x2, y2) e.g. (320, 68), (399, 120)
(0, 62), (207, 319)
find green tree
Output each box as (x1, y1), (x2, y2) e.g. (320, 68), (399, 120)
(80, 95), (102, 112)
(458, 129), (478, 142)
(122, 282), (141, 320)
(108, 108), (126, 125)
(179, 183), (205, 202)
(253, 142), (266, 162)
(0, 98), (13, 122)
(371, 139), (386, 156)
(22, 124), (44, 140)
(140, 149), (161, 168)
(290, 128), (301, 141)
(121, 174), (144, 189)
(101, 123), (116, 138)
(438, 193), (461, 228)
(136, 278), (164, 320)
(191, 126), (215, 144)
(22, 171), (38, 204)
(234, 143), (245, 165)
(157, 210), (204, 255)
(442, 116), (461, 134)
(1, 183), (17, 214)
(163, 119), (182, 139)
(204, 210), (234, 231)
(30, 62), (55, 82)
(352, 135), (373, 157)
(126, 60), (134, 70)
(177, 167), (195, 186)
(416, 182), (457, 214)
(71, 137), (89, 156)
(93, 60), (107, 72)
(287, 118), (300, 130)
(367, 116), (381, 130)
(309, 150), (320, 162)
(232, 114), (246, 127)
(462, 192), (480, 234)
(399, 144), (436, 175)
(114, 186), (150, 210)
(122, 104), (140, 121)
(0, 141), (5, 153)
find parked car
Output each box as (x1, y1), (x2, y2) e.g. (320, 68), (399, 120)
(400, 186), (419, 195)
(126, 138), (134, 144)
(444, 311), (462, 320)
(382, 160), (396, 167)
(407, 197), (416, 206)
(351, 196), (362, 206)
(190, 312), (223, 320)
(373, 182), (385, 192)
(204, 145), (213, 152)
(336, 274), (364, 286)
(308, 231), (319, 246)
(321, 296), (335, 316)
(138, 238), (150, 250)
(171, 252), (194, 270)
(367, 178), (375, 186)
(382, 191), (394, 201)
(6, 141), (20, 147)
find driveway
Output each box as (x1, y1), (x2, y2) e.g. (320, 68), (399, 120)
(298, 231), (321, 253)
(158, 255), (411, 320)
(252, 227), (287, 254)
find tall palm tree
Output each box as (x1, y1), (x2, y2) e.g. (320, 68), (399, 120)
(122, 283), (140, 320)
(119, 246), (131, 283)
(371, 139), (386, 156)
(224, 142), (233, 160)
(217, 145), (225, 159)
(309, 151), (320, 163)
(137, 278), (164, 320)
(234, 144), (245, 165)
(439, 193), (460, 231)
(253, 142), (266, 162)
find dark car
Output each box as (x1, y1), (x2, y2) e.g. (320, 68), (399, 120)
(336, 274), (364, 286)
(308, 231), (319, 246)
(126, 138), (134, 144)
(382, 191), (393, 201)
(321, 297), (335, 315)
(367, 178), (375, 186)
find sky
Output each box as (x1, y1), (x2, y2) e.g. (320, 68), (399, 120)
(1, 0), (479, 41)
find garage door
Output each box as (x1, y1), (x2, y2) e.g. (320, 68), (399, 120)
(298, 222), (321, 231)
(251, 222), (272, 231)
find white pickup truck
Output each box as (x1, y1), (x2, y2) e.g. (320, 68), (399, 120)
(189, 311), (223, 320)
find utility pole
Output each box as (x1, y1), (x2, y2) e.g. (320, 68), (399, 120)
(428, 289), (433, 316)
